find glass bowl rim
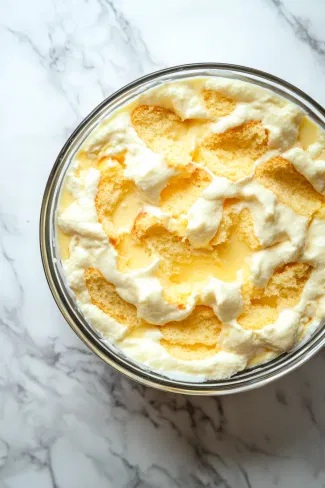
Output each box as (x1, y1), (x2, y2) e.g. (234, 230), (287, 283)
(40, 62), (325, 395)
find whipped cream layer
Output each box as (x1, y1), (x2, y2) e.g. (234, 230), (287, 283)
(57, 77), (325, 381)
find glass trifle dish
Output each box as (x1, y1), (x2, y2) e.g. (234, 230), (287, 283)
(41, 65), (325, 393)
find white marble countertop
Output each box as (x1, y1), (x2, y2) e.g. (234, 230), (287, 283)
(1, 0), (325, 486)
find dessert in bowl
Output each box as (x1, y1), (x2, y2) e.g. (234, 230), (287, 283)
(41, 64), (325, 393)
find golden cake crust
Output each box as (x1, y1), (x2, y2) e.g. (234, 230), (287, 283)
(255, 156), (325, 217)
(196, 121), (269, 181)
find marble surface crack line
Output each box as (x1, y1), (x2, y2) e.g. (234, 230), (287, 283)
(302, 395), (319, 430)
(0, 215), (24, 332)
(98, 0), (161, 73)
(47, 447), (60, 488)
(237, 462), (253, 488)
(2, 25), (81, 116)
(269, 0), (325, 61)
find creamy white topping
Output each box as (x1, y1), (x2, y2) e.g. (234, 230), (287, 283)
(205, 78), (303, 149)
(284, 146), (325, 195)
(139, 82), (209, 120)
(202, 279), (243, 323)
(57, 77), (325, 381)
(83, 112), (175, 203)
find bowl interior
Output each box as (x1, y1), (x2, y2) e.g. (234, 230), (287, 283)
(40, 63), (325, 394)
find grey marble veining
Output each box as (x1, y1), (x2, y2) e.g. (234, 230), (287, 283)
(270, 0), (325, 61)
(1, 0), (325, 486)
